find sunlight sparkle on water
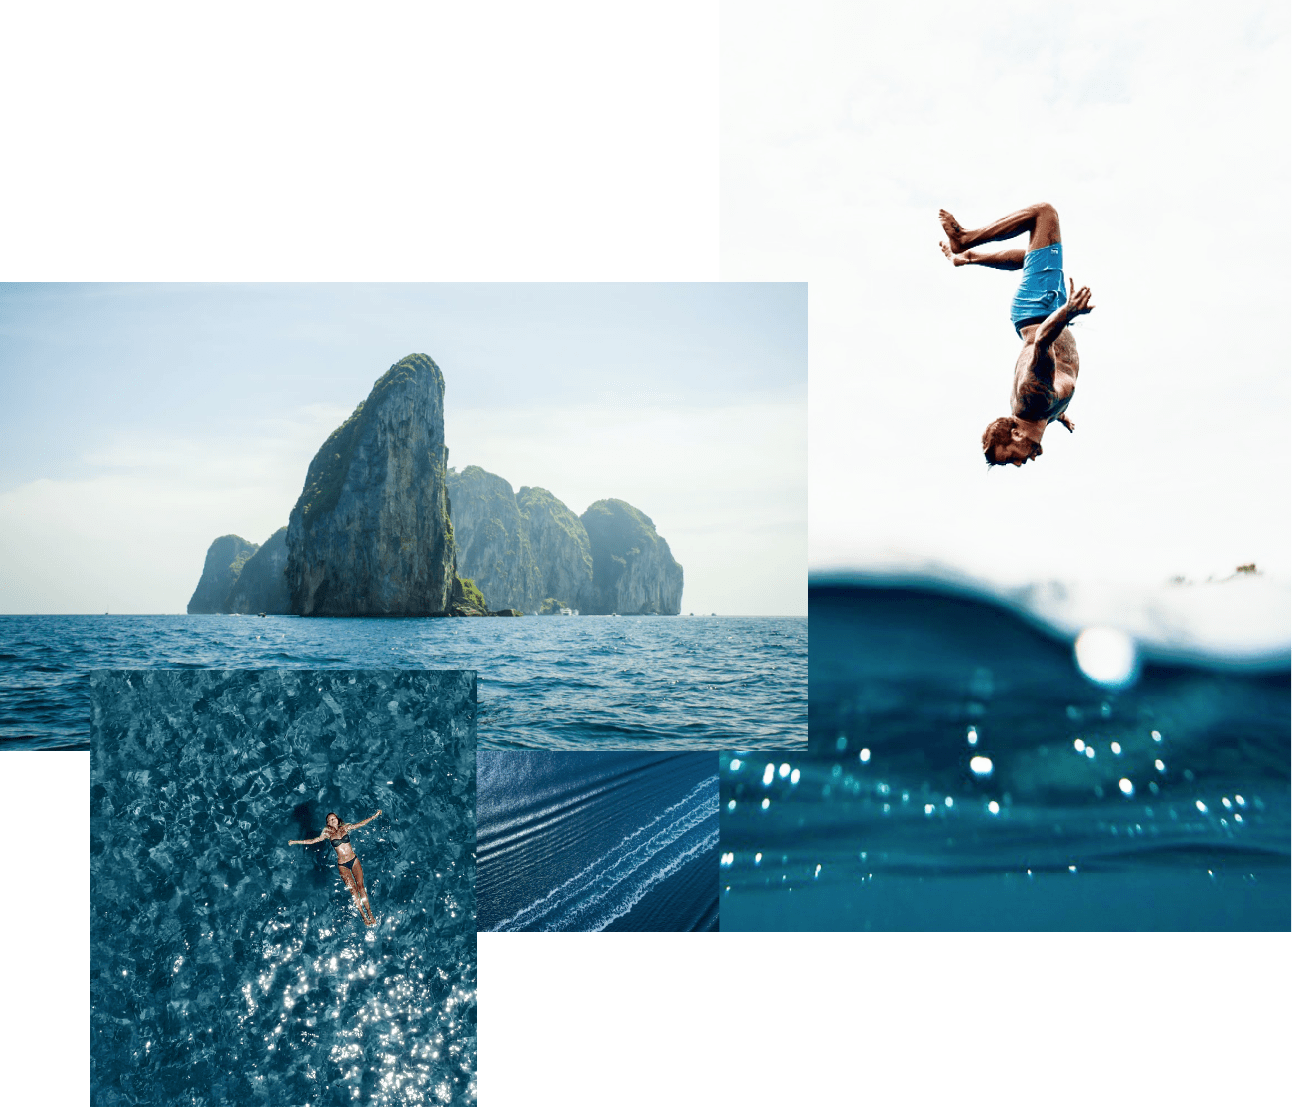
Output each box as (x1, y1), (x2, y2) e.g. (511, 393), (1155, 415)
(1073, 626), (1138, 688)
(859, 748), (871, 763)
(988, 800), (1000, 815)
(790, 769), (800, 785)
(1119, 778), (1134, 796)
(970, 755), (993, 777)
(967, 727), (978, 746)
(762, 764), (774, 785)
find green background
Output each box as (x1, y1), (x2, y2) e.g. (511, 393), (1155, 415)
(2, 2), (1281, 1105)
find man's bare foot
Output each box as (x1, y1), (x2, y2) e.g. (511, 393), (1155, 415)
(940, 241), (968, 266)
(938, 209), (969, 253)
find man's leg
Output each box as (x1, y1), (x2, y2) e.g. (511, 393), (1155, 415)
(940, 242), (1026, 269)
(939, 203), (1060, 253)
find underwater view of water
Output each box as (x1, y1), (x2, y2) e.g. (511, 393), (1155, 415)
(90, 669), (477, 1106)
(1, 614), (805, 751)
(720, 580), (1290, 931)
(477, 752), (719, 932)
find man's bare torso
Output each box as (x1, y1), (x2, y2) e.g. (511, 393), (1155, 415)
(1012, 323), (1079, 424)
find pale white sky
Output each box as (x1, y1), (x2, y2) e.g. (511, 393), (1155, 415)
(0, 284), (805, 615)
(724, 0), (1290, 588)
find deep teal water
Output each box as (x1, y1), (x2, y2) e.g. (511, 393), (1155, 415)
(721, 582), (1290, 931)
(1, 614), (806, 750)
(90, 669), (477, 1106)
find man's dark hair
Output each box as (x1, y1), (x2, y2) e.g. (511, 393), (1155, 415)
(981, 416), (1017, 466)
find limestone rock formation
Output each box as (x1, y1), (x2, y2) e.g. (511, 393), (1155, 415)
(447, 470), (681, 615)
(517, 486), (596, 613)
(225, 527), (291, 614)
(187, 535), (259, 614)
(581, 499), (684, 615)
(445, 466), (543, 615)
(285, 354), (459, 616)
(447, 470), (598, 613)
(186, 354), (681, 618)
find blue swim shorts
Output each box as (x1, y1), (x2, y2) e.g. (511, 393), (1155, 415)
(1011, 243), (1066, 335)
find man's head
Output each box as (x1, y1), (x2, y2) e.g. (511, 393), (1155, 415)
(982, 416), (1042, 466)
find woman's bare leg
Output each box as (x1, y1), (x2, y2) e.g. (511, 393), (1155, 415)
(940, 203), (1061, 253)
(340, 864), (374, 924)
(351, 858), (375, 925)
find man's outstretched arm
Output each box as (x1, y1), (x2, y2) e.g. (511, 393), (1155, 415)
(1035, 278), (1094, 349)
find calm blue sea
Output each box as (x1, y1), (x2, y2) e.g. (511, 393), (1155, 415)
(721, 580), (1290, 931)
(90, 669), (477, 1107)
(477, 752), (719, 932)
(1, 614), (805, 751)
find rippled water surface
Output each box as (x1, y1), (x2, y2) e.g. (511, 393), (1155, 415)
(721, 582), (1290, 931)
(90, 670), (476, 1106)
(1, 614), (805, 750)
(478, 752), (719, 931)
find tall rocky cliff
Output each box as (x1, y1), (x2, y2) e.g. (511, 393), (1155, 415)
(517, 485), (595, 611)
(285, 354), (461, 616)
(580, 499), (684, 615)
(188, 535), (260, 614)
(445, 466), (544, 615)
(225, 527), (291, 614)
(447, 469), (681, 615)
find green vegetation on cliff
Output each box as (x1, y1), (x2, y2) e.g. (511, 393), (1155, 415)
(518, 486), (587, 546)
(459, 576), (486, 609)
(229, 546), (257, 578)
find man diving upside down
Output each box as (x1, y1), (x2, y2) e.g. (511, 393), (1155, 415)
(939, 202), (1095, 466)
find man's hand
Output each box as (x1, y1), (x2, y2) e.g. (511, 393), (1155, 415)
(1068, 277), (1094, 316)
(1059, 414), (1076, 433)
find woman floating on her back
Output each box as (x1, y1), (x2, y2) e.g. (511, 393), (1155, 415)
(290, 809), (382, 926)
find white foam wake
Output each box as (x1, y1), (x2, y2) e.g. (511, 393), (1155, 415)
(487, 775), (719, 932)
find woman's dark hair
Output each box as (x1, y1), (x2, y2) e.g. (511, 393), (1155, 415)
(326, 812), (341, 825)
(981, 416), (1017, 466)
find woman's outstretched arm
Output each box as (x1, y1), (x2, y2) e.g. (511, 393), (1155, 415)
(347, 809), (383, 831)
(288, 833), (327, 845)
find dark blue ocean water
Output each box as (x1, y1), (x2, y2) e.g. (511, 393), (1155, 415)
(720, 581), (1290, 931)
(90, 669), (477, 1107)
(476, 752), (719, 931)
(1, 614), (805, 751)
